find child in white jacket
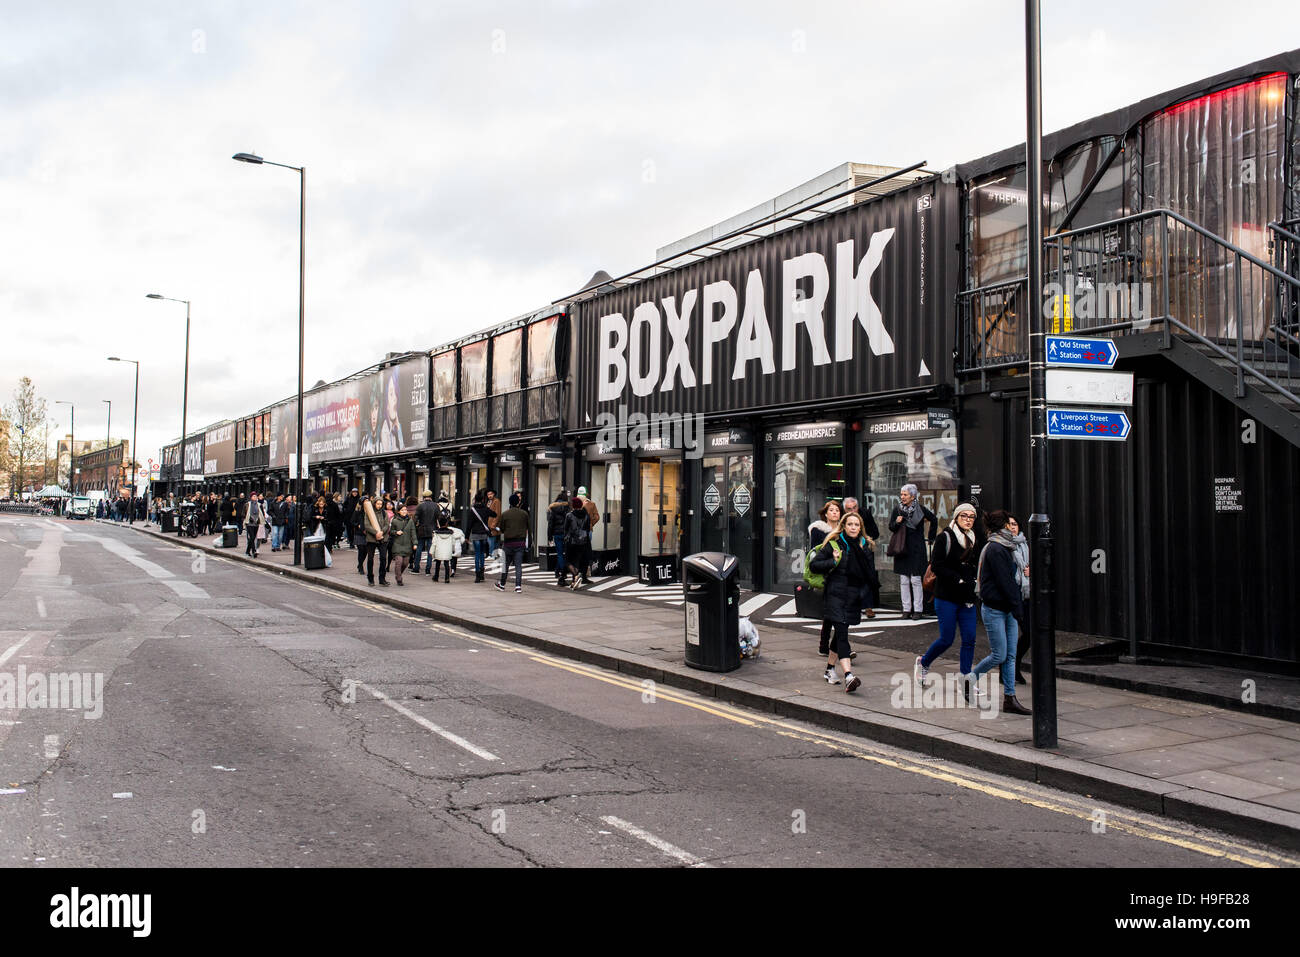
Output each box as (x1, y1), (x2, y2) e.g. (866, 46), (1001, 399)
(430, 515), (465, 583)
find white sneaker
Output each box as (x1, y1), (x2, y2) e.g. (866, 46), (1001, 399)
(823, 666), (840, 685)
(913, 656), (930, 686)
(845, 673), (861, 693)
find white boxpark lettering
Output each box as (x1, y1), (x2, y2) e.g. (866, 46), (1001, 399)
(597, 227), (897, 400)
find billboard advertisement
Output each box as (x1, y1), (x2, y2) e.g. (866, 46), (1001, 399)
(268, 356), (427, 468)
(182, 434), (204, 482)
(203, 422), (235, 476)
(269, 398), (298, 470)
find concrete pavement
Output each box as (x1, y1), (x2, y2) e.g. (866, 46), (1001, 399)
(115, 519), (1300, 850)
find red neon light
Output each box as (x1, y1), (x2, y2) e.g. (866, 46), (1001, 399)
(1156, 72), (1287, 118)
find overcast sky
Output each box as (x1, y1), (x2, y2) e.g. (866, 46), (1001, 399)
(3, 0), (1294, 468)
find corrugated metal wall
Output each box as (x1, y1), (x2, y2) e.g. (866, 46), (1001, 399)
(572, 178), (960, 427)
(961, 360), (1300, 666)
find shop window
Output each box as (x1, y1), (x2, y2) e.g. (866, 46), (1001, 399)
(492, 329), (521, 395)
(865, 436), (958, 598)
(1142, 73), (1287, 340)
(460, 341), (487, 400)
(432, 351), (456, 406)
(527, 316), (558, 386)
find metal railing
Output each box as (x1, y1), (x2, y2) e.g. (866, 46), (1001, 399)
(1269, 218), (1300, 338)
(959, 208), (1300, 407)
(429, 382), (562, 443)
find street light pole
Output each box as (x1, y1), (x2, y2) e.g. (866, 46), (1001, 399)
(233, 151), (307, 566)
(1025, 0), (1057, 748)
(109, 357), (140, 523)
(56, 401), (74, 497)
(103, 399), (111, 494)
(147, 294), (190, 499)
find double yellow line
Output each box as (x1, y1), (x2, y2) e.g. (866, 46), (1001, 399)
(290, 576), (1298, 868)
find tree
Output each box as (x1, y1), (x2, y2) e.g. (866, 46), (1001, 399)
(2, 378), (48, 496)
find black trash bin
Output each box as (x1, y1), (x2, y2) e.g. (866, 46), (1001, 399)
(159, 510), (175, 533)
(682, 551), (741, 672)
(221, 525), (239, 548)
(303, 539), (327, 570)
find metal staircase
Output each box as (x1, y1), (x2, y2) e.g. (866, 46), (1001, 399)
(959, 208), (1300, 448)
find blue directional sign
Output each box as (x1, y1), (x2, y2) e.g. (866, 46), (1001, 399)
(1046, 407), (1131, 441)
(1046, 335), (1118, 368)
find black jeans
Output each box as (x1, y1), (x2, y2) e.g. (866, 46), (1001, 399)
(245, 523), (260, 556)
(366, 541), (389, 583)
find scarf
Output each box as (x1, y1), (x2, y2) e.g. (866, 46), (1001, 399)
(976, 528), (1018, 591)
(900, 500), (922, 528)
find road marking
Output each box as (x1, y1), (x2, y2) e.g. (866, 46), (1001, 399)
(600, 815), (712, 867)
(164, 580), (209, 599)
(739, 594), (775, 617)
(588, 576), (632, 593)
(0, 788), (28, 795)
(355, 681), (499, 761)
(36, 598), (46, 618)
(0, 633), (36, 667)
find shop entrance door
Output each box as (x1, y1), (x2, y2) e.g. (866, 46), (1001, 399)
(588, 461), (624, 575)
(700, 453), (754, 589)
(532, 464), (561, 561)
(637, 457), (682, 583)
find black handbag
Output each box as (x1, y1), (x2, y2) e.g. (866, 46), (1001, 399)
(794, 583), (825, 620)
(886, 524), (907, 557)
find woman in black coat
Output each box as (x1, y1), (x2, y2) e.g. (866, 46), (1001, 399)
(887, 483), (937, 619)
(913, 503), (979, 687)
(809, 512), (876, 694)
(562, 498), (592, 591)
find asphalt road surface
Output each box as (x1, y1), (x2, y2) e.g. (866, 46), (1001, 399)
(0, 515), (1291, 868)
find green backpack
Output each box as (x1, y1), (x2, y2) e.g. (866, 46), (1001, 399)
(802, 538), (842, 590)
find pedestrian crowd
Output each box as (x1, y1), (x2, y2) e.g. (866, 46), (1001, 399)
(803, 483), (1032, 717)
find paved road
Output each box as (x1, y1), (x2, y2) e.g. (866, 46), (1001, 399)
(0, 516), (1291, 867)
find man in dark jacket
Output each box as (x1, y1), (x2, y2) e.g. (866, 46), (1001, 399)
(494, 493), (530, 593)
(269, 493), (287, 551)
(546, 489), (570, 585)
(971, 510), (1031, 716)
(415, 490), (439, 574)
(341, 490), (360, 548)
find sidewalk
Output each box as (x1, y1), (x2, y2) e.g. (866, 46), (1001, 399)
(118, 522), (1300, 850)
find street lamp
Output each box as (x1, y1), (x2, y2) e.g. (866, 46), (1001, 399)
(109, 357), (140, 523)
(102, 398), (111, 495)
(233, 150), (306, 566)
(146, 293), (191, 497)
(1024, 0), (1057, 747)
(55, 400), (74, 496)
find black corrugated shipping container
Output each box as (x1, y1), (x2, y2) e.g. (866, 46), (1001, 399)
(574, 178), (960, 427)
(961, 359), (1300, 669)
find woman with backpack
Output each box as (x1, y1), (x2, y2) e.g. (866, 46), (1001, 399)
(969, 510), (1032, 716)
(562, 497), (591, 591)
(808, 512), (876, 693)
(913, 502), (979, 688)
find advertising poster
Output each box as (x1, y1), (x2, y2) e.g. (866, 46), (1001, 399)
(269, 398), (297, 470)
(358, 357), (427, 455)
(203, 422), (235, 476)
(303, 382), (361, 462)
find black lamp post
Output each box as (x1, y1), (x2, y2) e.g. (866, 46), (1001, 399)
(109, 357), (139, 522)
(1025, 0), (1057, 747)
(55, 401), (74, 495)
(147, 293), (190, 497)
(233, 151), (307, 566)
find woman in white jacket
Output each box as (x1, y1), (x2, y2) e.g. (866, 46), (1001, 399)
(429, 514), (465, 583)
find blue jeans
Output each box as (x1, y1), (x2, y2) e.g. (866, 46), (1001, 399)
(552, 534), (567, 578)
(473, 537), (490, 574)
(974, 606), (1019, 697)
(922, 598), (977, 673)
(414, 536), (433, 572)
(271, 525), (284, 550)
